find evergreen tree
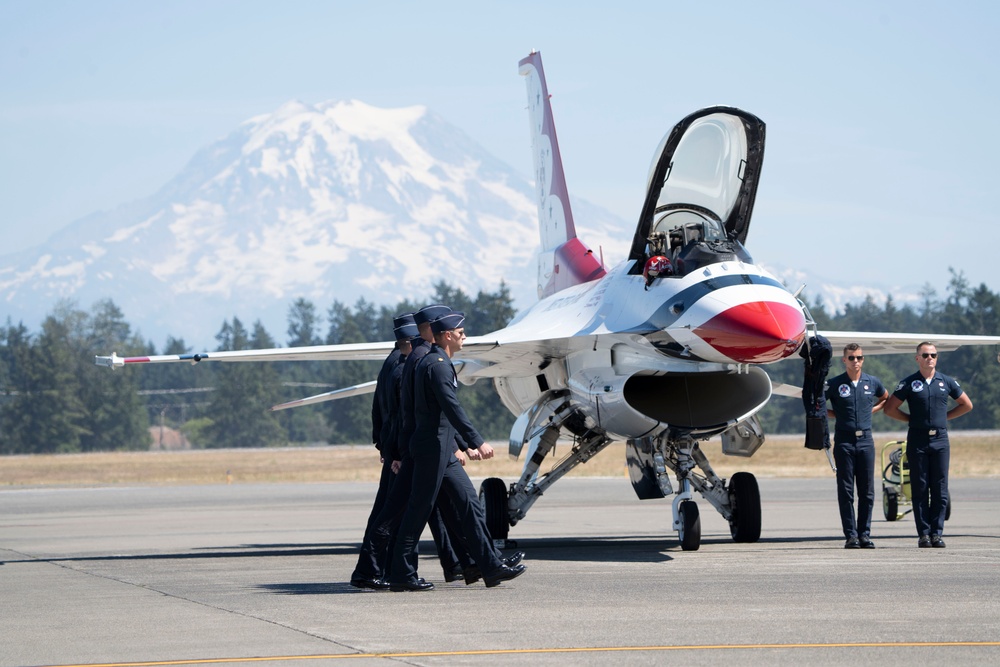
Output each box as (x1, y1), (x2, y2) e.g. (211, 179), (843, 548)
(204, 318), (285, 447)
(26, 309), (90, 452)
(324, 300), (382, 444)
(278, 298), (330, 443)
(0, 321), (40, 453)
(78, 300), (150, 451)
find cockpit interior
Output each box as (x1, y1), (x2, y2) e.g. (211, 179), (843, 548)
(635, 208), (752, 281)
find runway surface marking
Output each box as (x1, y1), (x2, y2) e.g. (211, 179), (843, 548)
(42, 641), (1000, 666)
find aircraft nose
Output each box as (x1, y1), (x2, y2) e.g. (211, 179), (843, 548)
(693, 301), (806, 363)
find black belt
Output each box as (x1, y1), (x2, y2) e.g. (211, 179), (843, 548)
(911, 428), (946, 436)
(835, 428), (871, 439)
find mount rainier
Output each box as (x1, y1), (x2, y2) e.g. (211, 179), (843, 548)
(0, 99), (627, 347)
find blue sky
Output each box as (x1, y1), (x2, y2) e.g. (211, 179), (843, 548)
(2, 1), (998, 297)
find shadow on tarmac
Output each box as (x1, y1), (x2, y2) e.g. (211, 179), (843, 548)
(256, 582), (362, 595)
(6, 531), (996, 568)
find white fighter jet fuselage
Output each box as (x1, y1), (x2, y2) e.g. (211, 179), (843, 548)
(473, 256), (806, 441)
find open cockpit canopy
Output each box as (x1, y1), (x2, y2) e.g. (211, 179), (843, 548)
(629, 107), (766, 265)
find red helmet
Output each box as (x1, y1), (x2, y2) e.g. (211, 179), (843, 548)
(643, 255), (673, 283)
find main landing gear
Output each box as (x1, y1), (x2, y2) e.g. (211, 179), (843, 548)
(478, 427), (762, 553)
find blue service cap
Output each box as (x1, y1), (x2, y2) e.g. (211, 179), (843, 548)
(393, 322), (419, 341)
(414, 304), (451, 325)
(392, 312), (416, 330)
(430, 311), (466, 334)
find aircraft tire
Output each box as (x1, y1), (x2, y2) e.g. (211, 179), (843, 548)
(479, 477), (510, 541)
(728, 472), (761, 543)
(883, 490), (899, 521)
(678, 500), (701, 551)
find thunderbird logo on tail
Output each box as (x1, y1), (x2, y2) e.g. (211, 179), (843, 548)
(97, 51), (1000, 552)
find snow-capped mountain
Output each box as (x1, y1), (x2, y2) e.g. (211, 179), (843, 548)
(0, 100), (628, 348)
(0, 98), (925, 349)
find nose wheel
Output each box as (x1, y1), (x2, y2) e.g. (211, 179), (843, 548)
(678, 500), (701, 551)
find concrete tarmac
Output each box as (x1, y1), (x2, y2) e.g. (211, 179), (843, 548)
(2, 476), (998, 666)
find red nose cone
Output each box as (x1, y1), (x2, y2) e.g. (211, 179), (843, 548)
(694, 301), (806, 363)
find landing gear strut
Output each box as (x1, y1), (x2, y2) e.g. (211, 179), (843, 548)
(479, 424), (613, 546)
(645, 433), (762, 551)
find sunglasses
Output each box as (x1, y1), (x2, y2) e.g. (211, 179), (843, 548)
(846, 355), (864, 361)
(921, 352), (938, 359)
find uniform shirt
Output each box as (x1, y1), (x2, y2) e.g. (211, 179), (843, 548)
(370, 347), (402, 450)
(410, 344), (485, 457)
(892, 371), (964, 431)
(826, 371), (886, 432)
(381, 355), (406, 462)
(396, 339), (431, 459)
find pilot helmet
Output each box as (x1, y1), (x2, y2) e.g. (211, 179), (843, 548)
(642, 255), (673, 284)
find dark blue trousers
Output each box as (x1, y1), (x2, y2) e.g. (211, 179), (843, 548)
(390, 449), (502, 584)
(833, 438), (875, 538)
(907, 435), (950, 537)
(351, 457), (395, 580)
(363, 457), (469, 581)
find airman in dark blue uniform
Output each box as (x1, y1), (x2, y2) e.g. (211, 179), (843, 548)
(350, 313), (416, 590)
(884, 342), (973, 548)
(825, 344), (886, 549)
(389, 312), (526, 591)
(359, 305), (472, 587)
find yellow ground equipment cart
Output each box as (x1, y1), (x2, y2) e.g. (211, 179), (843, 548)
(881, 440), (951, 522)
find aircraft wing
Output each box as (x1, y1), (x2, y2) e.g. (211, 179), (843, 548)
(95, 341), (396, 368)
(270, 380), (378, 411)
(817, 331), (1000, 356)
(456, 334), (626, 379)
(769, 381), (803, 399)
(98, 329), (999, 374)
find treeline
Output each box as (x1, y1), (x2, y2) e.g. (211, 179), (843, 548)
(1, 273), (997, 455)
(0, 282), (516, 454)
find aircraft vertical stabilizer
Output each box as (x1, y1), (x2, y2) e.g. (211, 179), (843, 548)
(519, 51), (606, 299)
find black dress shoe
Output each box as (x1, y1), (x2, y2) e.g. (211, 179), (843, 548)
(389, 579), (434, 592)
(483, 563), (526, 588)
(502, 551), (525, 567)
(918, 535), (932, 548)
(845, 537), (860, 549)
(443, 566), (465, 582)
(859, 536), (875, 549)
(931, 535), (946, 548)
(463, 566), (482, 586)
(350, 576), (390, 591)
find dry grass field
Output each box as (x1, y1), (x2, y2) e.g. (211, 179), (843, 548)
(2, 432), (997, 487)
